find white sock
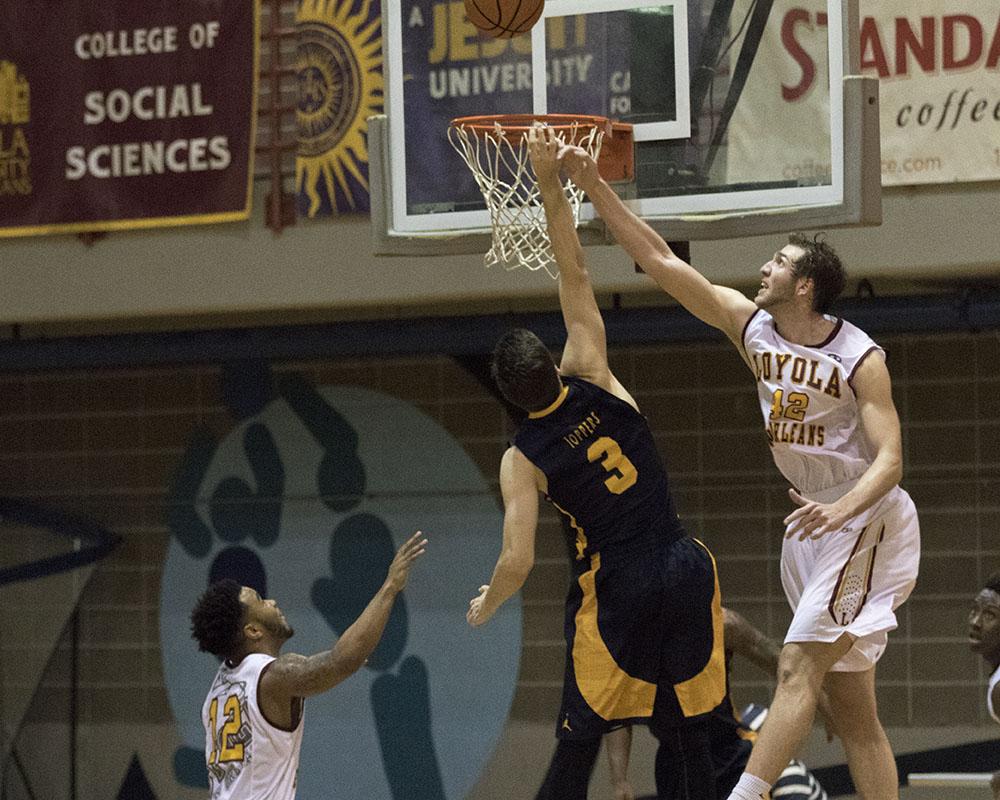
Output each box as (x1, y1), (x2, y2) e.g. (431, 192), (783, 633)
(727, 772), (772, 800)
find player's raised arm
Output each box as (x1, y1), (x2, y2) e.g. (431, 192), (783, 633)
(260, 531), (426, 699)
(527, 125), (610, 387)
(560, 146), (756, 348)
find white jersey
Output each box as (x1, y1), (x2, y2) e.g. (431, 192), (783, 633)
(743, 311), (920, 672)
(742, 310), (883, 500)
(989, 664), (1000, 724)
(203, 653), (304, 800)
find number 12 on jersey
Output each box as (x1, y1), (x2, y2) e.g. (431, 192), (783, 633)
(769, 389), (810, 422)
(587, 436), (638, 494)
(207, 694), (245, 764)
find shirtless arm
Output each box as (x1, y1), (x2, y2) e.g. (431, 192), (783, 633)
(468, 446), (538, 626)
(259, 531), (426, 702)
(784, 351), (903, 539)
(724, 607), (782, 675)
(560, 147), (757, 349)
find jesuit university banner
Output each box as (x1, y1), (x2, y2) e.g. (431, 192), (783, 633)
(0, 1), (258, 237)
(399, 5), (638, 213)
(722, 0), (1000, 187)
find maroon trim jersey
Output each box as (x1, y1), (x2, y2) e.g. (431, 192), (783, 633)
(742, 309), (883, 500)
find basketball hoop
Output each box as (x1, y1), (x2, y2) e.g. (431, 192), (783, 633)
(448, 114), (634, 278)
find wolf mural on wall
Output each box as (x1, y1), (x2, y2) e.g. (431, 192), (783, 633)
(159, 362), (521, 799)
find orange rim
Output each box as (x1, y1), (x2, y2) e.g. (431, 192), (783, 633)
(450, 113), (613, 136)
(449, 114), (635, 183)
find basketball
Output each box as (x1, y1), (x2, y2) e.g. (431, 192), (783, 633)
(463, 0), (544, 39)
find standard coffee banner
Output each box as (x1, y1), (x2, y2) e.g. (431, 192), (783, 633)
(0, 1), (258, 237)
(720, 0), (1000, 188)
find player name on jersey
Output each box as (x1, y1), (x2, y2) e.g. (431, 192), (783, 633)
(562, 411), (601, 449)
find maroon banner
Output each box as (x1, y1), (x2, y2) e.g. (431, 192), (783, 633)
(0, 1), (258, 237)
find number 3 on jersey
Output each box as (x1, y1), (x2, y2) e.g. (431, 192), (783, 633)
(587, 436), (638, 494)
(208, 694), (245, 764)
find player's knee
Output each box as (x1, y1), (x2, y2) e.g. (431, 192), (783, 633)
(775, 665), (821, 701)
(776, 644), (825, 692)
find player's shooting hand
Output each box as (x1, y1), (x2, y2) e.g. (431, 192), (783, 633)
(467, 584), (493, 627)
(385, 530), (427, 593)
(527, 124), (563, 186)
(784, 489), (853, 541)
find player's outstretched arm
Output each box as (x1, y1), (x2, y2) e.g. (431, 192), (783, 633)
(468, 446), (538, 627)
(784, 352), (903, 540)
(260, 531), (427, 699)
(560, 147), (756, 348)
(527, 125), (611, 388)
(723, 607), (782, 675)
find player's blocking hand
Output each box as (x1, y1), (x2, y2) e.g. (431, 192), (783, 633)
(559, 145), (599, 191)
(467, 584), (491, 627)
(784, 489), (852, 541)
(385, 530), (427, 593)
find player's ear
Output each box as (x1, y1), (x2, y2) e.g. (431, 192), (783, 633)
(243, 621), (264, 642)
(796, 275), (814, 298)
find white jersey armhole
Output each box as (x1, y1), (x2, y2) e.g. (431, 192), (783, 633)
(989, 665), (1000, 724)
(738, 308), (763, 373)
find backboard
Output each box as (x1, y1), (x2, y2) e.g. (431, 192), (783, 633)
(371, 0), (880, 255)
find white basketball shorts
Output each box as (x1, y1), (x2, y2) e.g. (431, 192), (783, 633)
(781, 485), (920, 672)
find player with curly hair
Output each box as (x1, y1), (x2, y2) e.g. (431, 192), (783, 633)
(190, 530), (426, 800)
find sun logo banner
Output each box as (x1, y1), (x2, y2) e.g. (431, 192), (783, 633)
(296, 0), (384, 216)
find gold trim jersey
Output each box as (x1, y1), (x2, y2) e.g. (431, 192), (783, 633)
(202, 653), (304, 800)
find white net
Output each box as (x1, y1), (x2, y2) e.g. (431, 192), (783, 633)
(448, 118), (606, 278)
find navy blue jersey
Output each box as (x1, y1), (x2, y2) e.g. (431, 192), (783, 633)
(514, 377), (684, 556)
